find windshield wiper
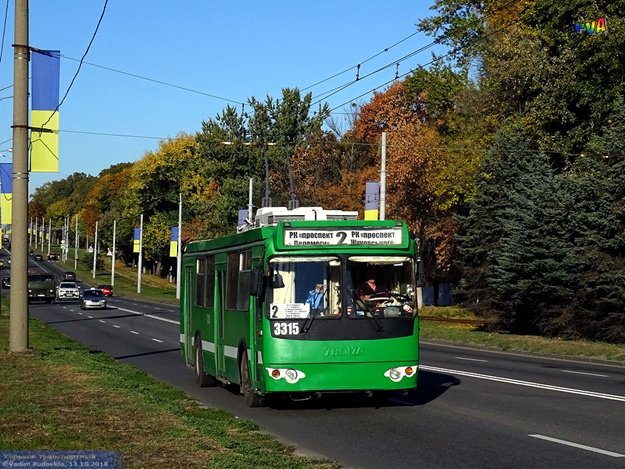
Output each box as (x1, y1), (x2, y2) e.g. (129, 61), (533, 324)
(301, 308), (321, 333)
(350, 289), (384, 332)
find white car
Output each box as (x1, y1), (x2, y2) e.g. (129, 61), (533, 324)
(56, 281), (81, 301)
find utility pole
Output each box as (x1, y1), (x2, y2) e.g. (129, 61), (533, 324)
(380, 131), (387, 221)
(92, 220), (98, 279)
(9, 0), (29, 352)
(137, 214), (143, 294)
(176, 194), (181, 300)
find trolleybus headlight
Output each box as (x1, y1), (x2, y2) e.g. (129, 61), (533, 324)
(389, 368), (402, 381)
(285, 369), (298, 383)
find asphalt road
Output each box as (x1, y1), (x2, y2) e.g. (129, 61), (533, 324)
(18, 259), (625, 468)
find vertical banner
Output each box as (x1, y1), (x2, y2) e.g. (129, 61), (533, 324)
(169, 226), (178, 257)
(364, 181), (380, 220)
(1, 193), (12, 225)
(237, 208), (249, 232)
(31, 49), (60, 172)
(0, 163), (12, 193)
(133, 228), (141, 253)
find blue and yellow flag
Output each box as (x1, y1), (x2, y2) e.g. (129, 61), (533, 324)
(1, 193), (12, 225)
(0, 163), (11, 193)
(31, 49), (60, 172)
(169, 226), (178, 257)
(133, 228), (141, 253)
(364, 181), (380, 220)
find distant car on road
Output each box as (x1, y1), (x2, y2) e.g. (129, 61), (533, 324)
(81, 289), (107, 310)
(47, 253), (58, 261)
(33, 254), (43, 261)
(56, 282), (81, 301)
(97, 284), (113, 297)
(62, 271), (76, 281)
(1, 276), (9, 289)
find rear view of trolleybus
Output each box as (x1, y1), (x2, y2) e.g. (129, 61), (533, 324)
(180, 206), (419, 406)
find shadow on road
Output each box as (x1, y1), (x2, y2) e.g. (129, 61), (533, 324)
(257, 368), (461, 410)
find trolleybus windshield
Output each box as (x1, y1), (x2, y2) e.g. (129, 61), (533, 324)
(266, 255), (416, 320)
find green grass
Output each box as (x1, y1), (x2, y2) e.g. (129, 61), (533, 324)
(0, 309), (339, 468)
(419, 306), (625, 364)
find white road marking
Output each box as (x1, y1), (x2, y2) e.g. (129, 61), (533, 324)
(421, 365), (625, 402)
(561, 370), (609, 378)
(87, 315), (93, 319)
(455, 356), (488, 363)
(114, 306), (179, 325)
(130, 330), (139, 335)
(112, 324), (120, 329)
(78, 312), (83, 315)
(151, 338), (163, 343)
(529, 434), (624, 458)
(99, 320), (106, 324)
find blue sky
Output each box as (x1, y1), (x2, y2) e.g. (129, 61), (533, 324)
(0, 1), (442, 196)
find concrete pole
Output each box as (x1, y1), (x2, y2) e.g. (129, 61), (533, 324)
(9, 0), (29, 352)
(176, 194), (181, 300)
(92, 220), (98, 279)
(111, 219), (116, 287)
(46, 218), (51, 255)
(380, 131), (387, 221)
(137, 214), (143, 294)
(74, 215), (78, 271)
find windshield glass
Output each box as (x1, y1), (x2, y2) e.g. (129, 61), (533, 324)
(266, 255), (416, 320)
(267, 257), (341, 319)
(346, 256), (416, 319)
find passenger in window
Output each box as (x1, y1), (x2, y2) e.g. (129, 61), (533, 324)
(306, 283), (325, 315)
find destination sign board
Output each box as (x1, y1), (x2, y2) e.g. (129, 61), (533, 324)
(283, 227), (403, 246)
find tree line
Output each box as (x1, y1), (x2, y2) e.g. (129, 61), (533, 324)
(29, 0), (625, 342)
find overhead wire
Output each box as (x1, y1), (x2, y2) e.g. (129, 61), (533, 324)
(0, 0), (9, 65)
(301, 29), (421, 92)
(38, 0), (109, 130)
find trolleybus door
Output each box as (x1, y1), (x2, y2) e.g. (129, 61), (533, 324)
(184, 266), (194, 361)
(214, 269), (226, 378)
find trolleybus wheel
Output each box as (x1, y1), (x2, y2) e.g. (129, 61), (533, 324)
(194, 336), (216, 387)
(240, 351), (263, 407)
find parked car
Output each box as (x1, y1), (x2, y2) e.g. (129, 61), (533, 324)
(97, 284), (113, 297)
(47, 253), (58, 261)
(81, 289), (107, 310)
(1, 276), (9, 289)
(56, 282), (80, 301)
(33, 254), (43, 261)
(62, 271), (76, 281)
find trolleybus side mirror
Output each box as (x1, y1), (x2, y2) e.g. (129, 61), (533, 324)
(271, 271), (285, 289)
(249, 268), (264, 297)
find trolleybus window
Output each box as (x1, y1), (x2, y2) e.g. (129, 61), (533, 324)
(195, 256), (215, 307)
(226, 250), (252, 311)
(346, 256), (416, 319)
(267, 256), (341, 319)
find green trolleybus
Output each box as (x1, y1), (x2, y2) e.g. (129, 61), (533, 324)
(180, 206), (419, 406)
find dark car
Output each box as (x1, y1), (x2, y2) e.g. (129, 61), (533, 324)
(47, 253), (58, 261)
(97, 284), (113, 297)
(81, 289), (107, 310)
(33, 254), (43, 261)
(62, 271), (76, 281)
(1, 276), (9, 289)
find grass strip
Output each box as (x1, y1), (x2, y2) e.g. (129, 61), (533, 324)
(0, 312), (339, 469)
(420, 306), (625, 364)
